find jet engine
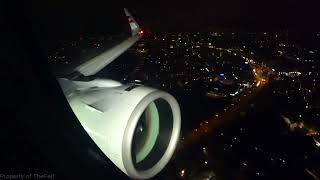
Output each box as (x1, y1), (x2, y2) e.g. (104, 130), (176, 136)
(61, 79), (181, 179)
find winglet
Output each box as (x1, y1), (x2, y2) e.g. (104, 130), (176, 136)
(124, 8), (142, 36)
(73, 8), (142, 77)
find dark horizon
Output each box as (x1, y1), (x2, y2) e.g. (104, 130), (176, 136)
(2, 1), (320, 180)
(20, 1), (320, 44)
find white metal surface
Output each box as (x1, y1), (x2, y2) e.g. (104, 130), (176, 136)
(74, 8), (141, 76)
(56, 8), (181, 179)
(62, 81), (181, 179)
(75, 34), (141, 76)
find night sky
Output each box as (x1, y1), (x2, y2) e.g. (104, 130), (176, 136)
(20, 0), (320, 46)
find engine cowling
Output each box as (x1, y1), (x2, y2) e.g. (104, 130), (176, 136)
(65, 82), (181, 179)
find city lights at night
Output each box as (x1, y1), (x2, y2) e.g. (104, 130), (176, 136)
(2, 1), (320, 180)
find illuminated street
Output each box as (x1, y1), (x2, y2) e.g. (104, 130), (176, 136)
(5, 4), (319, 179)
(177, 63), (269, 153)
(47, 29), (320, 179)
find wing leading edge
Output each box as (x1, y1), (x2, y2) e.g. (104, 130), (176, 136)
(74, 8), (142, 77)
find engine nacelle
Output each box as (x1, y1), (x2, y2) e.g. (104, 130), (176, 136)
(64, 82), (181, 179)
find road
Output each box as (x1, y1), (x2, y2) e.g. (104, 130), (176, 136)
(174, 53), (271, 156)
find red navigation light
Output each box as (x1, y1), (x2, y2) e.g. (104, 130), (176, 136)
(139, 29), (144, 35)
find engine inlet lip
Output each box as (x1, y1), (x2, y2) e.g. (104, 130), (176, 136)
(122, 90), (181, 179)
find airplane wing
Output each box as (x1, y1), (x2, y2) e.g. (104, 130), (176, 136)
(55, 8), (181, 180)
(74, 8), (143, 77)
